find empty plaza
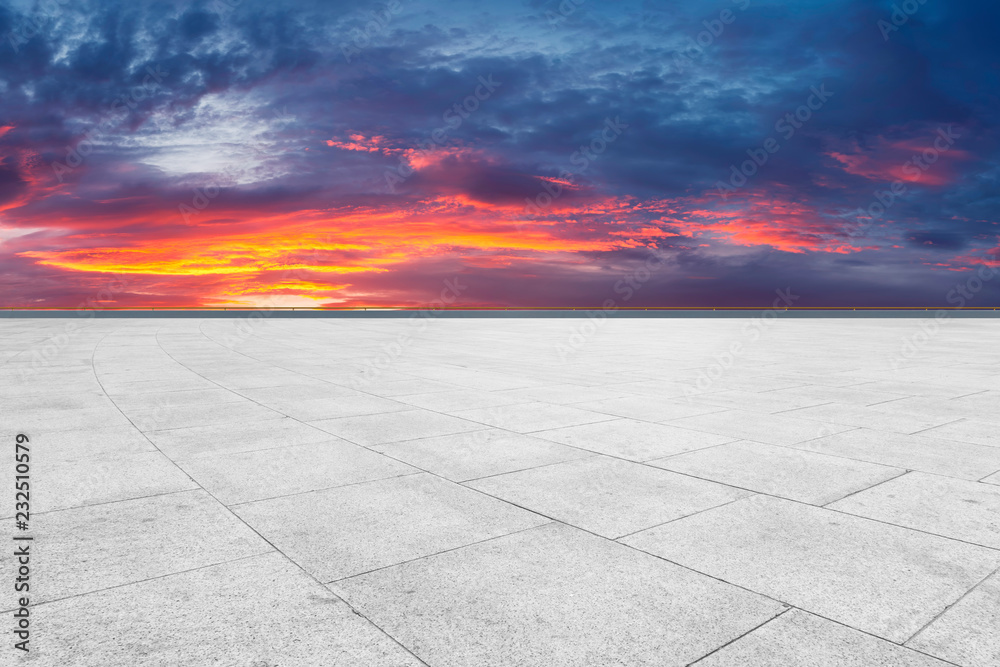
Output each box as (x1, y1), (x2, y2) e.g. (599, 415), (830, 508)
(2, 315), (999, 666)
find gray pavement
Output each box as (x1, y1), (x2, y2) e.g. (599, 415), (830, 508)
(2, 316), (999, 666)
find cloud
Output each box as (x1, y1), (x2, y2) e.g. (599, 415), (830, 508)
(0, 0), (997, 307)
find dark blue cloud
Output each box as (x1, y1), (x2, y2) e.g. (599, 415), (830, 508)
(0, 0), (997, 306)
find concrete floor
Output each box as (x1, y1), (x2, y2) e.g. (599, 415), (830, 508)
(2, 316), (1000, 666)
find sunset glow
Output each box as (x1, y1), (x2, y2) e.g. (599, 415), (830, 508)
(1, 0), (997, 307)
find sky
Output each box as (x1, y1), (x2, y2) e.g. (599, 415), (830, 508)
(0, 0), (998, 308)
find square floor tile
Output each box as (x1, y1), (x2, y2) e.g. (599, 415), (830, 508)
(767, 384), (909, 407)
(652, 440), (903, 505)
(147, 417), (333, 458)
(125, 400), (285, 431)
(695, 609), (950, 667)
(467, 456), (751, 538)
(12, 425), (155, 462)
(1, 451), (197, 515)
(15, 406), (133, 433)
(25, 553), (423, 666)
(919, 419), (1000, 448)
(622, 495), (1000, 642)
(277, 394), (412, 421)
(780, 403), (960, 435)
(452, 402), (615, 433)
(233, 473), (547, 581)
(571, 395), (724, 422)
(829, 472), (1000, 549)
(791, 428), (1000, 481)
(110, 388), (247, 413)
(177, 440), (419, 505)
(395, 389), (530, 413)
(491, 384), (630, 405)
(531, 419), (737, 462)
(35, 490), (271, 603)
(670, 409), (854, 446)
(688, 388), (832, 413)
(375, 429), (592, 482)
(908, 572), (1000, 667)
(309, 410), (485, 447)
(332, 522), (784, 667)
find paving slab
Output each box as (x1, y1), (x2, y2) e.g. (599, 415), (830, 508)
(791, 428), (1000, 480)
(530, 418), (736, 462)
(233, 472), (547, 581)
(622, 494), (1000, 642)
(109, 387), (248, 413)
(177, 439), (419, 505)
(452, 401), (616, 433)
(238, 382), (360, 404)
(908, 571), (1000, 667)
(687, 388), (833, 413)
(829, 472), (1000, 548)
(124, 400), (286, 431)
(694, 609), (951, 666)
(29, 553), (425, 666)
(781, 402), (961, 435)
(33, 490), (271, 603)
(467, 455), (752, 538)
(309, 409), (486, 447)
(652, 440), (904, 505)
(766, 384), (909, 407)
(5, 317), (1000, 666)
(99, 376), (217, 395)
(14, 406), (134, 433)
(669, 409), (854, 446)
(571, 394), (726, 423)
(146, 417), (333, 458)
(332, 522), (785, 667)
(491, 384), (631, 405)
(362, 377), (462, 397)
(919, 418), (1000, 448)
(374, 429), (592, 482)
(394, 388), (531, 412)
(273, 394), (413, 421)
(949, 390), (1000, 414)
(1, 451), (197, 516)
(5, 424), (155, 462)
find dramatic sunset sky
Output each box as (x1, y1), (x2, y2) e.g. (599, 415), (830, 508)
(1, 0), (997, 307)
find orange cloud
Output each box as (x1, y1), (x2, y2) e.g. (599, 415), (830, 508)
(667, 192), (877, 254)
(826, 128), (971, 186)
(325, 133), (392, 153)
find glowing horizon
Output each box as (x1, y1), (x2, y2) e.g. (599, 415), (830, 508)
(1, 0), (997, 308)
